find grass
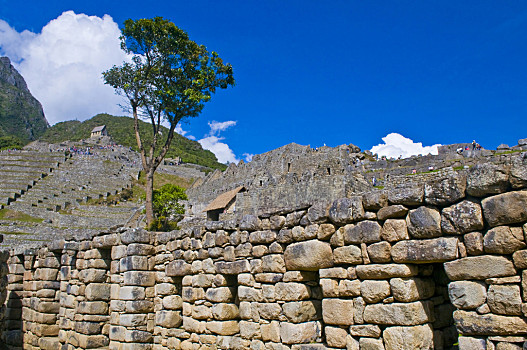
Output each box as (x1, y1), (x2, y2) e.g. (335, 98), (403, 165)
(0, 209), (43, 223)
(0, 231), (32, 236)
(495, 149), (524, 156)
(407, 169), (440, 176)
(373, 185), (385, 189)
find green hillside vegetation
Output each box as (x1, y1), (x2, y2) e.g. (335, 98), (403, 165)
(0, 57), (49, 144)
(39, 114), (227, 170)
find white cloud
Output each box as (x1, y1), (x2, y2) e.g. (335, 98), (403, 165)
(175, 123), (195, 140)
(0, 11), (129, 125)
(243, 153), (254, 162)
(198, 120), (239, 164)
(199, 135), (238, 164)
(207, 120), (237, 136)
(370, 133), (441, 159)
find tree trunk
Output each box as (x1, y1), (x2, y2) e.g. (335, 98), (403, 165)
(145, 168), (155, 227)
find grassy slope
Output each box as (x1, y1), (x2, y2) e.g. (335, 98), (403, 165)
(40, 114), (227, 170)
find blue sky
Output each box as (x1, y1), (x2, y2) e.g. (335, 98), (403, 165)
(1, 1), (526, 162)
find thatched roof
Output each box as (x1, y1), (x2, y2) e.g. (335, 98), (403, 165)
(204, 186), (245, 212)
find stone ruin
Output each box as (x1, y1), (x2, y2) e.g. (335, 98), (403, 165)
(0, 139), (525, 349)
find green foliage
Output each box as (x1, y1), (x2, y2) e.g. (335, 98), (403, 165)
(147, 184), (187, 231)
(152, 184), (187, 218)
(0, 67), (49, 144)
(39, 114), (227, 170)
(0, 135), (24, 150)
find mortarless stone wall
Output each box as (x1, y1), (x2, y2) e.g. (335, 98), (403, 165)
(0, 158), (527, 349)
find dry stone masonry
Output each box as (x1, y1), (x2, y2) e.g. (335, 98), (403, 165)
(0, 150), (526, 349)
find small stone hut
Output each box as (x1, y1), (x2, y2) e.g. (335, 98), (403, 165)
(204, 186), (245, 221)
(90, 125), (108, 138)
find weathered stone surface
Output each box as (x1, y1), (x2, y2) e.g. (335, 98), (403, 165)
(275, 282), (310, 301)
(85, 283), (110, 301)
(512, 249), (527, 269)
(381, 219), (409, 242)
(467, 163), (510, 197)
(342, 221), (382, 244)
(356, 264), (418, 279)
(406, 207), (442, 238)
(377, 205), (408, 221)
(464, 231), (484, 255)
(349, 324), (381, 337)
(328, 197), (365, 224)
(166, 260), (191, 277)
(454, 310), (527, 335)
(282, 301), (319, 323)
(359, 337), (385, 350)
(483, 226), (526, 254)
(457, 336), (486, 350)
(240, 215), (261, 231)
(280, 321), (321, 344)
(362, 190), (388, 210)
(322, 299), (354, 325)
(367, 241), (392, 263)
(206, 321), (240, 335)
(325, 326), (348, 348)
(383, 324), (434, 350)
(387, 183), (424, 206)
(390, 278), (434, 303)
(441, 200), (484, 235)
(425, 173), (467, 206)
(444, 255), (516, 280)
(361, 280), (391, 303)
(391, 237), (459, 263)
(284, 240), (333, 271)
(155, 310), (182, 328)
(448, 281), (487, 309)
(215, 260), (250, 274)
(482, 191), (527, 227)
(333, 245), (362, 264)
(307, 201), (330, 223)
(363, 301), (433, 325)
(487, 285), (522, 315)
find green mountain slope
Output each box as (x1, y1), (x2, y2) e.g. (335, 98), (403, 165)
(0, 57), (49, 146)
(39, 113), (227, 170)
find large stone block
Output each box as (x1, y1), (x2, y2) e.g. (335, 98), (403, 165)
(123, 271), (155, 286)
(166, 260), (191, 277)
(453, 310), (527, 335)
(322, 298), (354, 325)
(467, 163), (510, 197)
(361, 280), (391, 304)
(333, 245), (362, 264)
(206, 321), (240, 335)
(328, 197), (365, 224)
(444, 255), (516, 280)
(85, 283), (110, 301)
(377, 205), (408, 221)
(406, 207), (442, 239)
(356, 264), (418, 279)
(441, 200), (484, 234)
(280, 321), (321, 344)
(284, 240), (333, 271)
(363, 301), (433, 325)
(387, 183), (424, 206)
(215, 260), (251, 274)
(282, 301), (320, 323)
(425, 173), (466, 206)
(342, 220), (382, 244)
(381, 219), (409, 242)
(482, 191), (527, 227)
(383, 324), (434, 350)
(155, 310), (182, 328)
(483, 226), (526, 254)
(275, 282), (310, 301)
(390, 278), (434, 303)
(448, 281), (487, 309)
(487, 284), (522, 315)
(391, 237), (459, 263)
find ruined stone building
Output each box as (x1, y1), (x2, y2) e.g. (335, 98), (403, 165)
(0, 138), (526, 349)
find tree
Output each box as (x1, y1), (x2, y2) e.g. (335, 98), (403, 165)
(103, 17), (234, 226)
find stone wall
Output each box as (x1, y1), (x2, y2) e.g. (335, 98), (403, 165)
(1, 158), (527, 349)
